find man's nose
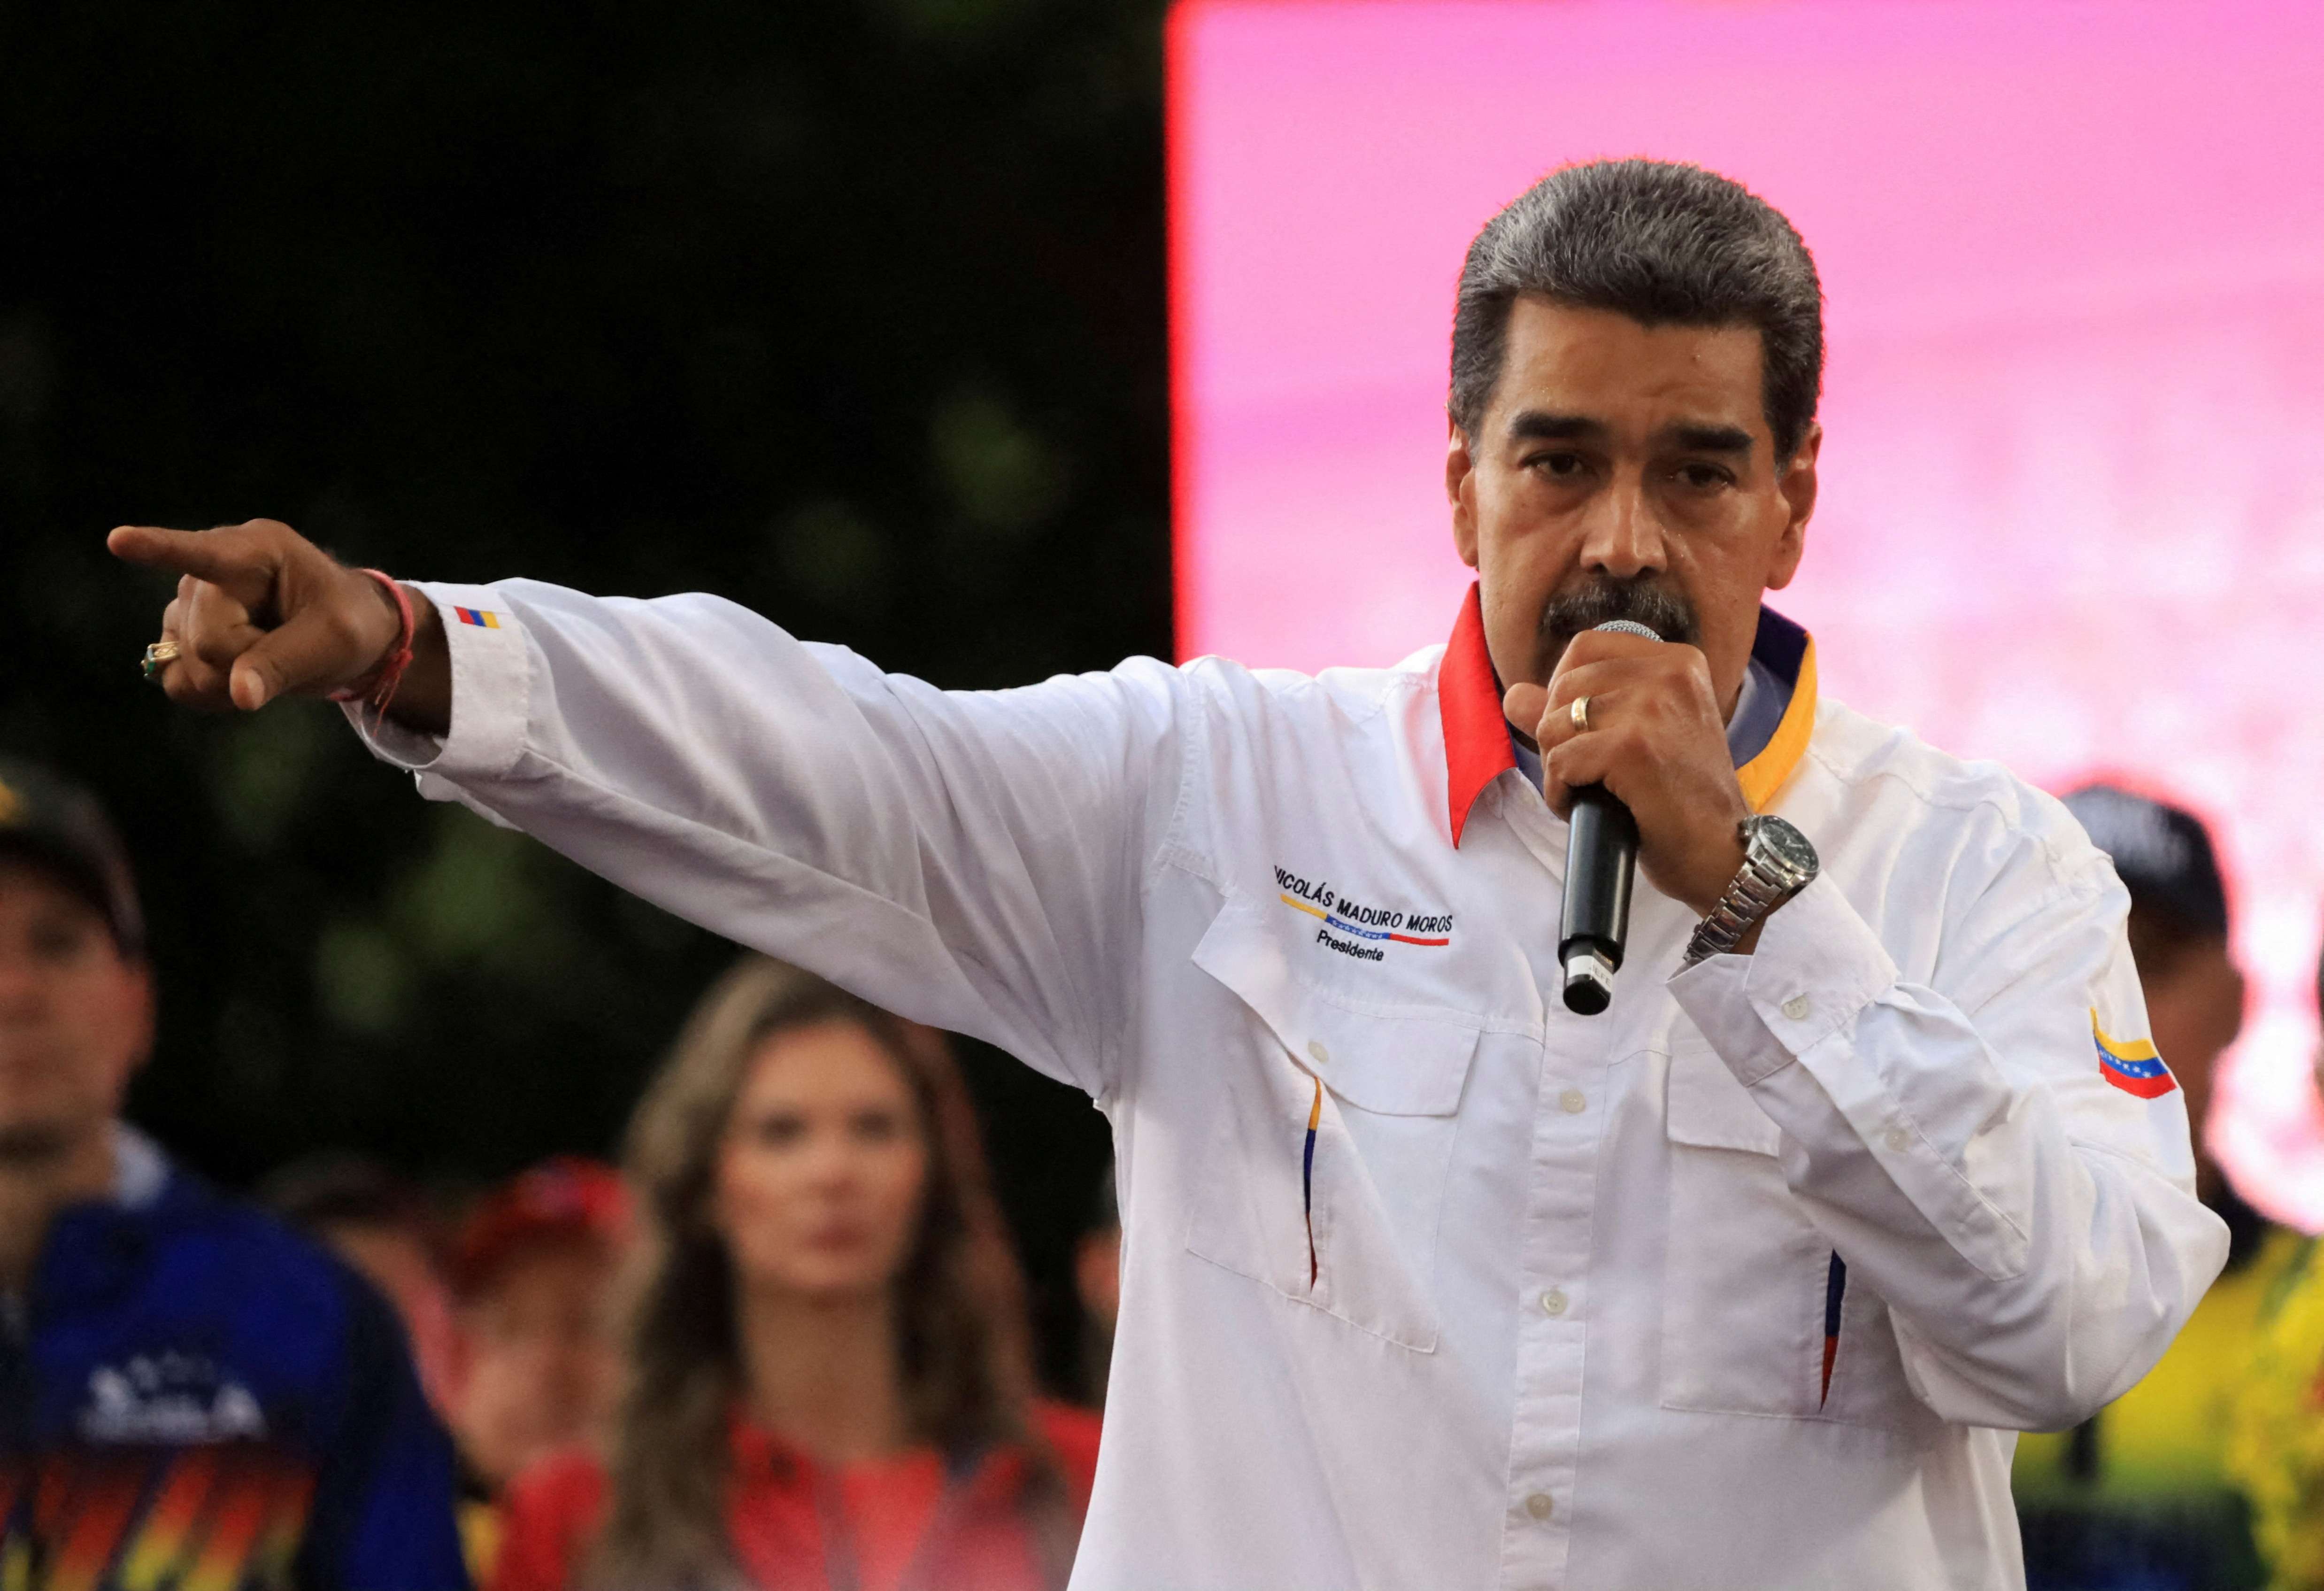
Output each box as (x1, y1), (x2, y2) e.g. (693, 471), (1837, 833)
(1579, 477), (1669, 579)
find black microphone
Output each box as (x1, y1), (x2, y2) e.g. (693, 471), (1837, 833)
(1557, 618), (1661, 1015)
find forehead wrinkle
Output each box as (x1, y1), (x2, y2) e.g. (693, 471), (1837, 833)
(1490, 301), (1767, 445)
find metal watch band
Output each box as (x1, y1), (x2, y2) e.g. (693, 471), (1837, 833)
(1682, 850), (1793, 967)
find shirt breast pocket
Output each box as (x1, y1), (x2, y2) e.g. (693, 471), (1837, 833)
(1662, 1036), (1920, 1431)
(1185, 895), (1481, 1352)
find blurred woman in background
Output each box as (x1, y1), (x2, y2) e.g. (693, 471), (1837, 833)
(493, 956), (1098, 1591)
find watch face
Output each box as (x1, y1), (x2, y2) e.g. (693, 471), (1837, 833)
(1746, 816), (1819, 887)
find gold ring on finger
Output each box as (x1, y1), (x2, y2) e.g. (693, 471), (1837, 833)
(141, 640), (181, 682)
(1570, 695), (1592, 734)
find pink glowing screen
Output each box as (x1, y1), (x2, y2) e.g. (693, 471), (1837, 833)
(1170, 1), (2324, 1220)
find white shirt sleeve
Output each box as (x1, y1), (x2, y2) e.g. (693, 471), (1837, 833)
(350, 579), (1187, 1099)
(1668, 857), (2231, 1432)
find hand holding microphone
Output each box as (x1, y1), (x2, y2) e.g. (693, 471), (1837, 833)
(1552, 619), (1657, 1012)
(1502, 622), (1758, 1013)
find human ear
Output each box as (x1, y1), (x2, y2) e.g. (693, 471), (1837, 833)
(1447, 418), (1481, 570)
(1764, 421), (1821, 592)
(115, 958), (156, 1089)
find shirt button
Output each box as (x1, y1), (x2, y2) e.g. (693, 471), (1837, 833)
(1558, 1088), (1586, 1114)
(1884, 1127), (1913, 1153)
(1782, 995), (1812, 1020)
(1308, 1039), (1330, 1065)
(1539, 1288), (1568, 1317)
(1525, 1492), (1555, 1521)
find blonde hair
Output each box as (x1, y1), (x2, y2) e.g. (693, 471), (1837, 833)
(586, 956), (1066, 1589)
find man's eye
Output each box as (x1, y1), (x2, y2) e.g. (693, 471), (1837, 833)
(28, 922), (89, 962)
(1530, 452), (1587, 478)
(1675, 463), (1735, 490)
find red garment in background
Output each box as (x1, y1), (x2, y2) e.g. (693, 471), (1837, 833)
(492, 1402), (1101, 1591)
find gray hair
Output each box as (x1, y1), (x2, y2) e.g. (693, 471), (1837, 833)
(1449, 159), (1824, 462)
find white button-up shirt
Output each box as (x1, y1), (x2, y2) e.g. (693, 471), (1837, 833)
(361, 579), (2226, 1590)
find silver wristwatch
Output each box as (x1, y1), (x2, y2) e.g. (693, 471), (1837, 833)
(1682, 815), (1819, 968)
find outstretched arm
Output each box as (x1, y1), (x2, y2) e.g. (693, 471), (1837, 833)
(108, 519), (1184, 1097)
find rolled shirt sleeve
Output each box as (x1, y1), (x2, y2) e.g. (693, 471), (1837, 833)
(347, 579), (1187, 1101)
(1669, 858), (2230, 1432)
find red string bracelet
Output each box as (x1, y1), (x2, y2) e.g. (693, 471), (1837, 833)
(327, 569), (417, 718)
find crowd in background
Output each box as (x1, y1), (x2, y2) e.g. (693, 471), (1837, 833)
(2, 743), (2321, 1590)
(0, 755), (1121, 1591)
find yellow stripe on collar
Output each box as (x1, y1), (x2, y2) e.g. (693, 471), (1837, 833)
(1737, 634), (1817, 811)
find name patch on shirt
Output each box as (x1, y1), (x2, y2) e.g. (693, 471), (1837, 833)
(78, 1353), (268, 1444)
(1273, 865), (1453, 962)
(2093, 1010), (2177, 1099)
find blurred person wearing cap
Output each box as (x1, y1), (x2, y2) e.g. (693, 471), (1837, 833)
(444, 1158), (626, 1584)
(2013, 783), (2283, 1591)
(0, 756), (469, 1589)
(262, 1149), (463, 1415)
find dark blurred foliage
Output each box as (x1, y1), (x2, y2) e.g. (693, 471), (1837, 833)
(0, 0), (1163, 1390)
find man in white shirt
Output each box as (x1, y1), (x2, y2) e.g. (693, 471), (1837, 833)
(113, 158), (2226, 1589)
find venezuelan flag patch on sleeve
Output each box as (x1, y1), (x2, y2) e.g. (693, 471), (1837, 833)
(2093, 1009), (2176, 1098)
(451, 606), (502, 629)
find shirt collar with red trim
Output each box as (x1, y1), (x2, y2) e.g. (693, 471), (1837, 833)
(1439, 583), (1820, 847)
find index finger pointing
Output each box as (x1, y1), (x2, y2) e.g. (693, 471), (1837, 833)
(107, 525), (274, 592)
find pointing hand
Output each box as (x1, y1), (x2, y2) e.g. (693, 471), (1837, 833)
(108, 518), (451, 734)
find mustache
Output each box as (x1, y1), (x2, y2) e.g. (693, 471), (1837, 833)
(1539, 577), (1701, 650)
